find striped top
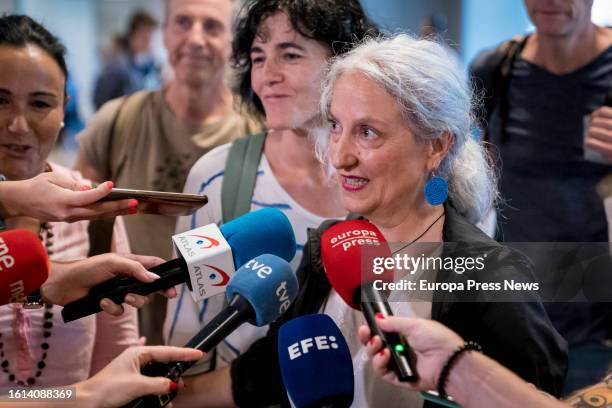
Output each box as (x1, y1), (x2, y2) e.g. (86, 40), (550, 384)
(164, 141), (327, 373)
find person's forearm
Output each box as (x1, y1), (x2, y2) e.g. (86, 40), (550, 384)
(446, 352), (566, 408)
(173, 367), (235, 408)
(0, 181), (22, 218)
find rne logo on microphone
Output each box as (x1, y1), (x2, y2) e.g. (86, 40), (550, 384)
(329, 229), (381, 252)
(287, 335), (339, 360)
(0, 237), (15, 271)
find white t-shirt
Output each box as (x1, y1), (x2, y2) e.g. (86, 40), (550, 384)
(164, 142), (326, 372)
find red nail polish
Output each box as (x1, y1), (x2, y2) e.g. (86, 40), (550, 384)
(128, 199), (139, 208)
(379, 349), (385, 356)
(79, 185), (92, 191)
(106, 181), (114, 189)
(128, 207), (138, 215)
(169, 381), (178, 392)
(376, 313), (385, 319)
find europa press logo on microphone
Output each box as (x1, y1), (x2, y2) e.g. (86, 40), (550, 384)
(329, 229), (382, 252)
(287, 334), (340, 360)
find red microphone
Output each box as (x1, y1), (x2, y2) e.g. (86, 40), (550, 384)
(0, 229), (49, 306)
(321, 220), (418, 382)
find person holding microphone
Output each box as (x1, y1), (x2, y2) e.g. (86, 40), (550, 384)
(359, 315), (610, 408)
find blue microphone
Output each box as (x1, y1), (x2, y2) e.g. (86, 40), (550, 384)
(221, 207), (296, 266)
(278, 314), (354, 408)
(122, 254), (299, 408)
(62, 208), (296, 322)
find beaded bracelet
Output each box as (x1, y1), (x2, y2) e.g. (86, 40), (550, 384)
(437, 341), (483, 399)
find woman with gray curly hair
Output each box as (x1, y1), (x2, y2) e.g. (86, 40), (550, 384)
(315, 33), (567, 403)
(319, 34), (495, 226)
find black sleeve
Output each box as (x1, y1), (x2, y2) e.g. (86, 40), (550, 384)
(435, 251), (569, 397)
(230, 334), (284, 407)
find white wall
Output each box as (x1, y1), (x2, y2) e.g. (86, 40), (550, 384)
(15, 0), (98, 118)
(461, 0), (530, 67)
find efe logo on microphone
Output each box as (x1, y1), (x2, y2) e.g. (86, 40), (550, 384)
(287, 335), (339, 360)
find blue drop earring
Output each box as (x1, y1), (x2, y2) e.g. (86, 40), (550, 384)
(424, 172), (448, 206)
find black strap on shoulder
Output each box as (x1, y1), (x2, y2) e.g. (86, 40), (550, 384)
(473, 34), (529, 143)
(221, 132), (266, 224)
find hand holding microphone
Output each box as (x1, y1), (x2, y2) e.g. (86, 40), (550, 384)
(321, 220), (418, 382)
(122, 253), (299, 408)
(278, 314), (354, 408)
(43, 253), (172, 314)
(76, 346), (204, 408)
(0, 229), (173, 316)
(358, 316), (463, 392)
(61, 208), (296, 322)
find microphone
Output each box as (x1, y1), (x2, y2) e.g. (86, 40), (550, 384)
(0, 229), (49, 306)
(61, 208), (296, 322)
(278, 314), (354, 408)
(122, 253), (299, 408)
(321, 220), (418, 382)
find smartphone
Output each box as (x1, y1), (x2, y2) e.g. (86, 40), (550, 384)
(102, 188), (208, 216)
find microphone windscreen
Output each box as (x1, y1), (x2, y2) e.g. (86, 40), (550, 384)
(220, 208), (296, 267)
(321, 220), (392, 309)
(278, 314), (353, 408)
(0, 229), (49, 305)
(225, 254), (298, 326)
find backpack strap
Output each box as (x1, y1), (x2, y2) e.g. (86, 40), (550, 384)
(87, 91), (151, 257)
(221, 132), (267, 223)
(472, 34), (529, 142)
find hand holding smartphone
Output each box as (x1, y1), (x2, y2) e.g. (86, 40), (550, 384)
(101, 188), (208, 216)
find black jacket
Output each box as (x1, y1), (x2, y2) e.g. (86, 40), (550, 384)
(230, 204), (568, 406)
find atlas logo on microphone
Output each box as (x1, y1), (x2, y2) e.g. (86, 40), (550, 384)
(177, 235), (220, 257)
(244, 258), (292, 314)
(329, 229), (382, 252)
(192, 264), (231, 297)
(287, 334), (339, 360)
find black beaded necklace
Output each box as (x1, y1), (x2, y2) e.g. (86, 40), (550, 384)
(0, 222), (54, 386)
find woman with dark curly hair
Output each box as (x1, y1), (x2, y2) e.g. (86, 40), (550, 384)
(164, 0), (377, 406)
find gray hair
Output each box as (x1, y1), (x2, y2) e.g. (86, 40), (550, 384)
(318, 33), (497, 224)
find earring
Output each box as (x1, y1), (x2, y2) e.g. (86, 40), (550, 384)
(424, 172), (448, 206)
(60, 121), (65, 128)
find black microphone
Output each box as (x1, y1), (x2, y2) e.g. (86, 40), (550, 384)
(121, 254), (299, 408)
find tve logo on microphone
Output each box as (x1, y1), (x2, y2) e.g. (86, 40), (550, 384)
(244, 258), (292, 313)
(288, 334), (339, 360)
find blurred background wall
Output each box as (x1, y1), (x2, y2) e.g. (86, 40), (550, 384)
(1, 0), (611, 126)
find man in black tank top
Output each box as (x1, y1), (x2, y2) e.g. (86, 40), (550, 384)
(470, 0), (612, 395)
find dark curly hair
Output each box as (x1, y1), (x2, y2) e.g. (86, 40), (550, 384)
(0, 15), (68, 94)
(232, 0), (378, 119)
